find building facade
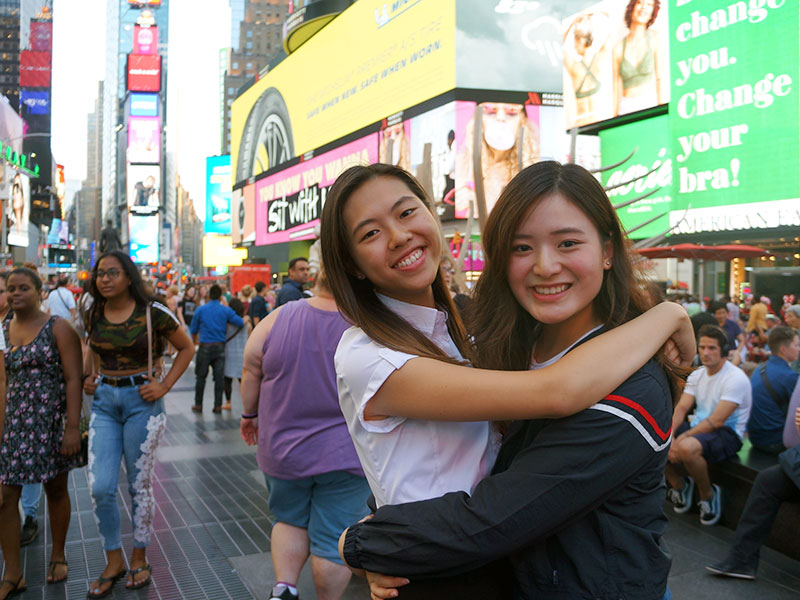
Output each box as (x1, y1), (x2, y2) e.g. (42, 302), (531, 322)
(222, 0), (288, 154)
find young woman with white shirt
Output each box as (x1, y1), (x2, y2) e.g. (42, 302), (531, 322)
(320, 163), (692, 598)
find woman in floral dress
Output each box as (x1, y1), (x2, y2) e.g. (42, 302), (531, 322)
(0, 267), (83, 598)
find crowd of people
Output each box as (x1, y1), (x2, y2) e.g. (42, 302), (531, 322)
(0, 161), (799, 599)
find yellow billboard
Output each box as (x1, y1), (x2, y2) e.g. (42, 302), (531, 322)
(202, 235), (248, 267)
(231, 0), (456, 185)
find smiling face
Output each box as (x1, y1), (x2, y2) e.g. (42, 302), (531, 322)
(95, 256), (130, 300)
(7, 273), (40, 311)
(632, 0), (655, 25)
(343, 176), (441, 307)
(507, 193), (611, 351)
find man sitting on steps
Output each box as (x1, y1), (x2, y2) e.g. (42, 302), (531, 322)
(666, 324), (752, 526)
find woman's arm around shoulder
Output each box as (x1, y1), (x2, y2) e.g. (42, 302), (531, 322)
(367, 301), (693, 422)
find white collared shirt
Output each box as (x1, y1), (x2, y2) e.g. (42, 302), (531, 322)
(335, 294), (500, 507)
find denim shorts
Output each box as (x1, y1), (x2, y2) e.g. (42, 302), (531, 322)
(677, 422), (742, 464)
(264, 471), (370, 564)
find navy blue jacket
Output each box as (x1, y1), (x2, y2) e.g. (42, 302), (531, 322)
(343, 332), (674, 599)
(748, 356), (798, 447)
(275, 279), (305, 307)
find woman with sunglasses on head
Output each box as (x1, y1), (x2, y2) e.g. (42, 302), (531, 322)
(320, 163), (692, 598)
(83, 251), (193, 598)
(0, 267), (82, 598)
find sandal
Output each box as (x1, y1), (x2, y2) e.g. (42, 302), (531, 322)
(126, 564), (152, 590)
(47, 560), (69, 584)
(86, 569), (127, 599)
(0, 574), (27, 599)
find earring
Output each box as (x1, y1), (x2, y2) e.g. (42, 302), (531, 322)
(605, 260), (611, 267)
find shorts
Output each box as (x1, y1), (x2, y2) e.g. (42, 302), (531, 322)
(677, 421), (742, 464)
(264, 471), (371, 564)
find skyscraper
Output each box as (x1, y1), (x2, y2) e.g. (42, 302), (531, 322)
(102, 0), (170, 261)
(0, 0), (20, 111)
(222, 0), (288, 154)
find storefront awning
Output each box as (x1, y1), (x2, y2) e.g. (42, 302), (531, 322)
(636, 243), (769, 261)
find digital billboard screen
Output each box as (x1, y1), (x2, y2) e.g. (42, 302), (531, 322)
(127, 116), (161, 164)
(202, 235), (247, 267)
(231, 184), (256, 246)
(600, 114), (672, 239)
(30, 21), (52, 51)
(20, 90), (49, 115)
(232, 0), (456, 184)
(127, 54), (161, 92)
(19, 50), (52, 88)
(205, 155), (232, 235)
(129, 215), (159, 263)
(133, 25), (158, 55)
(255, 133), (379, 246)
(667, 0), (800, 234)
(453, 100), (557, 219)
(7, 172), (30, 247)
(456, 0), (571, 94)
(562, 0), (670, 129)
(47, 218), (70, 245)
(129, 92), (159, 117)
(127, 165), (161, 214)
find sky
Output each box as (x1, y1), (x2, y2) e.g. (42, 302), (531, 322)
(51, 0), (230, 220)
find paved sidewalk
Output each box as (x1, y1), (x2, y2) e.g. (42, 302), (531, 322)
(1, 366), (799, 599)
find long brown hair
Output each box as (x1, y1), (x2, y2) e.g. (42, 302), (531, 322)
(467, 161), (685, 397)
(320, 163), (469, 363)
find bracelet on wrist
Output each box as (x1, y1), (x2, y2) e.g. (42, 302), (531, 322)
(241, 412), (258, 419)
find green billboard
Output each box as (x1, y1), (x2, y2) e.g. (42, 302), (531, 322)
(668, 0), (800, 234)
(600, 115), (672, 239)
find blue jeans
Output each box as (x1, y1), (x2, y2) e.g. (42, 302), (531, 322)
(21, 483), (42, 519)
(89, 382), (166, 551)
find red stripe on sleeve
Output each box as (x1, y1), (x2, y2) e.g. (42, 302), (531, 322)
(603, 394), (672, 441)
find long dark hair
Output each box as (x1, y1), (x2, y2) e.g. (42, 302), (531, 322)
(468, 161), (684, 397)
(87, 251), (155, 335)
(320, 163), (469, 363)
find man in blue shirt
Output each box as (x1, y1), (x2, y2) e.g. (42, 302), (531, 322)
(190, 284), (244, 413)
(748, 326), (800, 454)
(275, 257), (309, 308)
(785, 305), (800, 374)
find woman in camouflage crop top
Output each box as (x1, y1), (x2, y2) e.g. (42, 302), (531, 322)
(83, 251), (194, 597)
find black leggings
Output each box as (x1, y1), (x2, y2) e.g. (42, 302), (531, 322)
(224, 376), (241, 402)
